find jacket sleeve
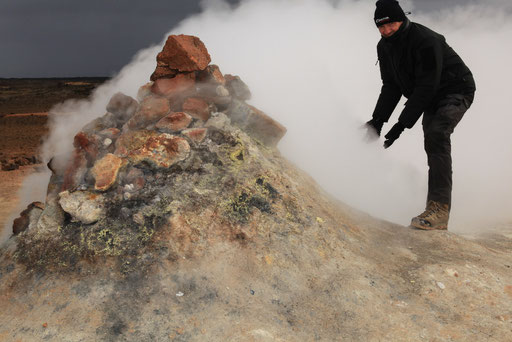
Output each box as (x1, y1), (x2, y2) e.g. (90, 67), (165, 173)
(372, 44), (402, 122)
(398, 37), (443, 128)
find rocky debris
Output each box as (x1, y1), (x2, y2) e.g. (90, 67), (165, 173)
(182, 127), (208, 143)
(106, 92), (139, 123)
(197, 64), (226, 85)
(156, 34), (211, 73)
(225, 74), (251, 100)
(91, 153), (125, 191)
(151, 73), (196, 99)
(58, 190), (105, 224)
(126, 96), (170, 130)
(1, 155), (40, 171)
(12, 202), (44, 235)
(182, 97), (212, 122)
(155, 111), (193, 132)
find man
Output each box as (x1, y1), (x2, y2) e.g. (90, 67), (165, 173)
(365, 0), (476, 230)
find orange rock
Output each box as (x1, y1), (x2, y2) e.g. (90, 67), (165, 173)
(115, 130), (190, 169)
(73, 131), (99, 163)
(150, 66), (178, 82)
(182, 128), (208, 143)
(127, 96), (170, 130)
(182, 97), (211, 122)
(91, 153), (125, 191)
(155, 112), (193, 132)
(151, 73), (196, 99)
(156, 35), (211, 72)
(197, 65), (225, 85)
(245, 105), (287, 147)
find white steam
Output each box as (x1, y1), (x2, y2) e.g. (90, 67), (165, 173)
(5, 0), (512, 241)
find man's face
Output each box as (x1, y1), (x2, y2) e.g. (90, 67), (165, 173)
(378, 21), (403, 38)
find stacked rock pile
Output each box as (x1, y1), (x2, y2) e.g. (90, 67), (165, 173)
(11, 35), (287, 256)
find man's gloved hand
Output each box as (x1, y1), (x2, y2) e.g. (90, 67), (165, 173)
(383, 122), (405, 148)
(363, 117), (384, 141)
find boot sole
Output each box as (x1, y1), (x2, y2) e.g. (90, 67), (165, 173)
(410, 222), (447, 231)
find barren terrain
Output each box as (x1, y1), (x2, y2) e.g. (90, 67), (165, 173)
(0, 78), (106, 234)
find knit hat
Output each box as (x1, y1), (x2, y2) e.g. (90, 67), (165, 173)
(374, 0), (406, 27)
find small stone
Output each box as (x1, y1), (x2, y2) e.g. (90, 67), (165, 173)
(115, 130), (190, 169)
(91, 153), (125, 191)
(103, 138), (112, 147)
(182, 97), (211, 122)
(436, 282), (446, 290)
(137, 82), (154, 102)
(182, 128), (208, 143)
(224, 74), (251, 100)
(156, 35), (211, 72)
(59, 190), (106, 224)
(106, 92), (139, 123)
(197, 64), (225, 85)
(127, 96), (170, 130)
(151, 73), (196, 99)
(176, 291), (184, 297)
(215, 85), (230, 97)
(155, 112), (193, 132)
(150, 66), (178, 81)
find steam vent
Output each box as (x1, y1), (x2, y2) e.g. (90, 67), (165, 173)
(1, 35), (511, 341)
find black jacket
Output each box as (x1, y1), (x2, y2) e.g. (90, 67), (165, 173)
(372, 19), (476, 128)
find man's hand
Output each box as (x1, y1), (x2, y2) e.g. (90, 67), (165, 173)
(383, 122), (405, 148)
(363, 118), (384, 141)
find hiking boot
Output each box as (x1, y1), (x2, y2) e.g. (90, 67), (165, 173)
(410, 201), (450, 230)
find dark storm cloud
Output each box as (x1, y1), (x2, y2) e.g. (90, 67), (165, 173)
(0, 0), (507, 77)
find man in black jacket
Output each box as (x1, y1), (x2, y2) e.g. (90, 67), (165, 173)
(365, 0), (476, 230)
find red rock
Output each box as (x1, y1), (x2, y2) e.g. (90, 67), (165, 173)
(106, 92), (139, 122)
(115, 130), (190, 169)
(150, 66), (178, 81)
(225, 74), (251, 100)
(137, 82), (154, 102)
(155, 112), (193, 132)
(151, 73), (196, 99)
(73, 131), (99, 163)
(91, 153), (125, 191)
(156, 35), (211, 72)
(182, 97), (211, 122)
(12, 202), (44, 235)
(61, 149), (87, 191)
(182, 128), (208, 143)
(245, 105), (287, 147)
(127, 96), (170, 130)
(197, 65), (225, 85)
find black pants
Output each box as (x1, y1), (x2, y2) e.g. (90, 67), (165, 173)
(422, 93), (474, 207)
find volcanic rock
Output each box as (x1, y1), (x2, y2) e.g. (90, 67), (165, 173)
(151, 73), (196, 99)
(91, 153), (125, 191)
(197, 64), (226, 85)
(114, 130), (190, 169)
(106, 92), (139, 123)
(58, 190), (106, 224)
(155, 111), (193, 133)
(225, 74), (251, 100)
(182, 127), (208, 143)
(182, 97), (211, 122)
(126, 96), (170, 130)
(156, 34), (211, 72)
(12, 202), (44, 235)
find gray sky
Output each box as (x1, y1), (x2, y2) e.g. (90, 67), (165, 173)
(0, 0), (493, 78)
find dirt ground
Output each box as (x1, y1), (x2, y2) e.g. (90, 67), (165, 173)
(0, 78), (106, 235)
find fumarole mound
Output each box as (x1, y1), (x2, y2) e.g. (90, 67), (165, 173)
(1, 35), (511, 342)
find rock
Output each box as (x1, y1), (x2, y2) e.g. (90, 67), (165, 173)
(197, 64), (226, 85)
(97, 127), (121, 141)
(58, 190), (106, 224)
(12, 202), (44, 235)
(150, 66), (178, 81)
(151, 73), (196, 99)
(126, 96), (170, 130)
(215, 85), (230, 97)
(124, 167), (145, 191)
(81, 112), (118, 133)
(137, 82), (154, 102)
(182, 97), (211, 122)
(91, 153), (125, 191)
(155, 111), (193, 133)
(182, 128), (208, 143)
(156, 35), (211, 72)
(244, 105), (287, 147)
(115, 130), (190, 169)
(73, 131), (100, 163)
(1, 162), (19, 171)
(106, 93), (139, 123)
(225, 74), (251, 100)
(61, 149), (88, 191)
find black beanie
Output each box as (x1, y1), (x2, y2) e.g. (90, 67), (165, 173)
(374, 0), (406, 27)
